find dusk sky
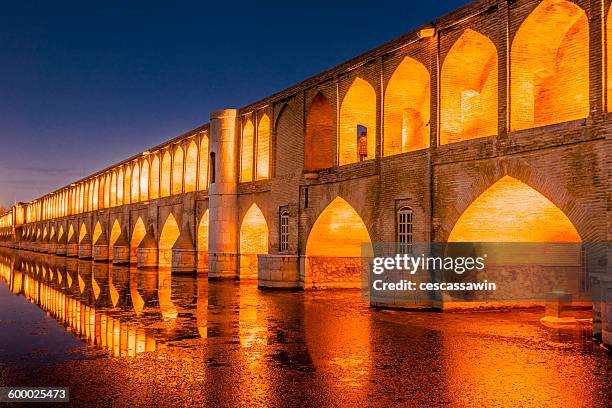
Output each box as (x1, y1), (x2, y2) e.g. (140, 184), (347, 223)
(0, 0), (467, 208)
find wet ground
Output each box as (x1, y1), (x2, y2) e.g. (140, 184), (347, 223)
(0, 249), (610, 407)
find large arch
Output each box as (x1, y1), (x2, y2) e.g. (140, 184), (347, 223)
(256, 114), (270, 180)
(339, 78), (377, 165)
(304, 92), (335, 171)
(241, 119), (254, 182)
(159, 213), (180, 268)
(440, 29), (498, 144)
(184, 140), (198, 192)
(511, 0), (589, 130)
(384, 57), (430, 156)
(239, 203), (268, 279)
(130, 217), (146, 264)
(305, 196), (372, 288)
(160, 151), (171, 197)
(197, 209), (209, 271)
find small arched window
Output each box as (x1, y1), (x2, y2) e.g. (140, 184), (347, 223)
(279, 211), (289, 252)
(397, 207), (413, 254)
(209, 152), (216, 184)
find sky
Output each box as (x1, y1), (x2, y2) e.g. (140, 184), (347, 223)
(0, 0), (467, 209)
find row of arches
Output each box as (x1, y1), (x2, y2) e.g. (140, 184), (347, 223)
(302, 0), (592, 170)
(240, 113), (271, 182)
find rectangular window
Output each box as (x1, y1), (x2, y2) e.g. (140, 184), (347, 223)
(280, 211), (289, 252)
(397, 207), (413, 254)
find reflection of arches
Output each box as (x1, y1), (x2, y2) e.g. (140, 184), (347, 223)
(131, 218), (146, 264)
(150, 155), (160, 200)
(185, 141), (198, 192)
(239, 204), (268, 279)
(159, 214), (180, 268)
(172, 147), (184, 195)
(305, 93), (334, 171)
(161, 151), (171, 197)
(448, 176), (581, 243)
(305, 197), (372, 288)
(197, 209), (209, 271)
(93, 221), (102, 245)
(511, 0), (589, 130)
(384, 57), (430, 155)
(241, 120), (254, 182)
(339, 78), (376, 165)
(440, 29), (498, 144)
(256, 114), (270, 180)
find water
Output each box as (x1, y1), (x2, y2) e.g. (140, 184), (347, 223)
(0, 248), (610, 407)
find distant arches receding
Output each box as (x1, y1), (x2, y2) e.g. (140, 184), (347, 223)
(447, 176), (581, 243)
(140, 160), (149, 201)
(440, 29), (498, 144)
(239, 203), (268, 279)
(339, 78), (377, 165)
(384, 57), (430, 156)
(131, 217), (146, 264)
(241, 120), (255, 182)
(511, 0), (589, 130)
(159, 213), (180, 268)
(172, 147), (184, 195)
(93, 221), (102, 245)
(185, 141), (198, 192)
(305, 92), (335, 171)
(256, 114), (270, 180)
(161, 151), (171, 197)
(150, 155), (160, 200)
(198, 134), (209, 190)
(131, 163), (140, 203)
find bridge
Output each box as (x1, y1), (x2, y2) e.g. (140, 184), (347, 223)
(0, 0), (610, 347)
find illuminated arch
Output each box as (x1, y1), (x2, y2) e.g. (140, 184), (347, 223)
(239, 203), (268, 279)
(172, 147), (184, 195)
(339, 77), (377, 165)
(448, 176), (581, 242)
(50, 226), (55, 240)
(124, 166), (132, 204)
(131, 162), (140, 203)
(131, 217), (146, 263)
(58, 225), (64, 241)
(160, 151), (171, 197)
(198, 134), (209, 190)
(79, 222), (87, 243)
(159, 213), (180, 268)
(241, 119), (254, 182)
(511, 0), (589, 130)
(440, 29), (498, 144)
(109, 220), (121, 261)
(384, 57), (430, 155)
(140, 159), (149, 201)
(150, 155), (160, 200)
(184, 140), (198, 192)
(93, 178), (99, 210)
(43, 226), (48, 239)
(305, 196), (372, 288)
(67, 225), (75, 243)
(197, 209), (209, 271)
(110, 172), (117, 207)
(93, 221), (102, 245)
(104, 174), (111, 208)
(305, 92), (335, 171)
(117, 169), (124, 206)
(256, 114), (270, 180)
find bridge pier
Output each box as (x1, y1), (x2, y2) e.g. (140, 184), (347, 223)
(78, 230), (92, 259)
(137, 226), (158, 268)
(93, 229), (109, 262)
(112, 227), (130, 264)
(172, 224), (196, 274)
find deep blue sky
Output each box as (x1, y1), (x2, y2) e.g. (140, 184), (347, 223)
(0, 0), (467, 208)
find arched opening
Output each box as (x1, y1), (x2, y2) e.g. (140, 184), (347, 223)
(305, 197), (372, 288)
(161, 151), (171, 197)
(124, 166), (132, 205)
(511, 0), (589, 130)
(239, 203), (268, 279)
(159, 214), (180, 268)
(150, 155), (160, 200)
(131, 162), (140, 203)
(241, 119), (254, 182)
(305, 93), (335, 171)
(117, 169), (124, 206)
(131, 217), (146, 264)
(197, 209), (209, 271)
(79, 223), (87, 244)
(384, 57), (430, 155)
(140, 160), (149, 201)
(109, 220), (121, 261)
(172, 147), (183, 195)
(198, 134), (209, 190)
(58, 226), (64, 242)
(339, 78), (377, 165)
(67, 225), (75, 243)
(184, 141), (198, 192)
(93, 222), (102, 245)
(256, 114), (270, 180)
(440, 29), (498, 144)
(104, 175), (111, 208)
(110, 172), (117, 207)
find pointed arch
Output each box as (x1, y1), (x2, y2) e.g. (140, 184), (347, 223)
(131, 217), (146, 264)
(512, 0), (589, 130)
(339, 77), (377, 165)
(305, 92), (335, 171)
(184, 140), (198, 192)
(440, 29), (498, 144)
(110, 171), (117, 207)
(241, 119), (254, 182)
(159, 213), (180, 268)
(58, 225), (64, 242)
(124, 165), (132, 205)
(67, 225), (75, 243)
(117, 168), (124, 206)
(384, 57), (430, 156)
(79, 222), (87, 244)
(160, 151), (171, 197)
(256, 114), (270, 180)
(93, 221), (102, 245)
(140, 160), (149, 201)
(150, 154), (160, 200)
(104, 174), (111, 208)
(239, 203), (268, 279)
(197, 209), (209, 271)
(131, 162), (140, 203)
(305, 196), (372, 288)
(448, 176), (581, 243)
(198, 134), (209, 190)
(172, 147), (184, 195)
(50, 225), (55, 240)
(93, 178), (99, 210)
(109, 219), (121, 261)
